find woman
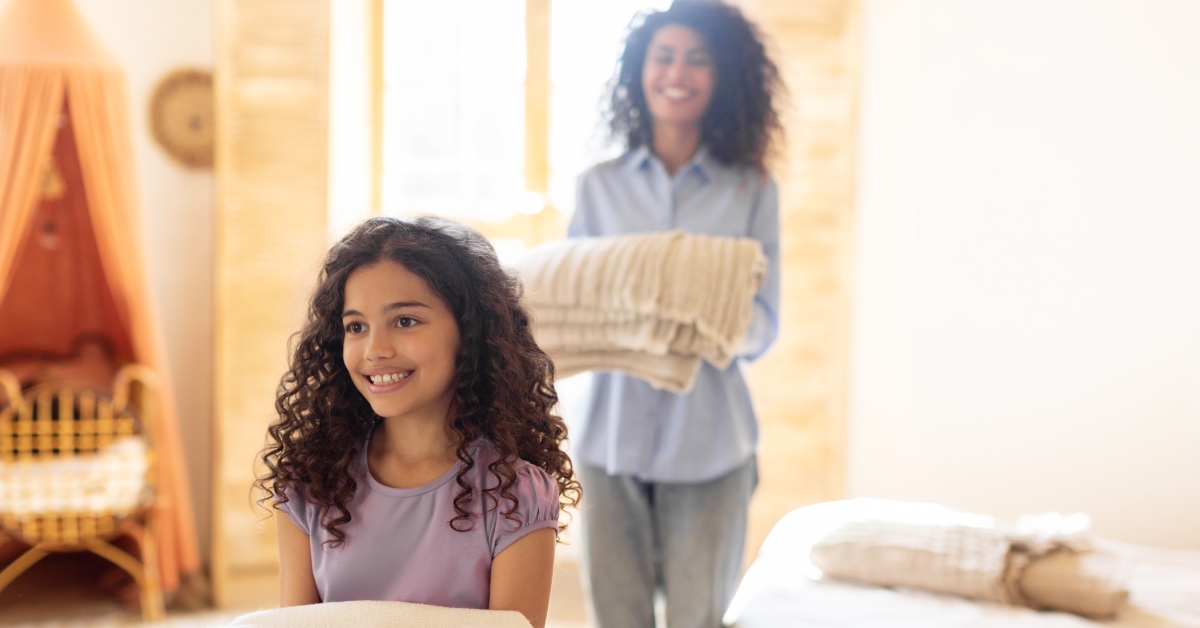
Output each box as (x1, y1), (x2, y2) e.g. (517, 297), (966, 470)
(567, 1), (784, 626)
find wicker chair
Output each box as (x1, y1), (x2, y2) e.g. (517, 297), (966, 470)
(0, 365), (164, 621)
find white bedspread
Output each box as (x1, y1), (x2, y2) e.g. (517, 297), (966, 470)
(727, 500), (1200, 628)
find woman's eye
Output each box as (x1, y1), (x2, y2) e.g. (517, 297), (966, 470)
(397, 317), (417, 328)
(345, 321), (365, 334)
(655, 53), (674, 65)
(687, 54), (712, 67)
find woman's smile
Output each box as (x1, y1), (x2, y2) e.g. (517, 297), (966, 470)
(641, 24), (714, 128)
(661, 86), (697, 101)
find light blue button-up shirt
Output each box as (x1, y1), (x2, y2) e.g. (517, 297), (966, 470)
(567, 145), (781, 482)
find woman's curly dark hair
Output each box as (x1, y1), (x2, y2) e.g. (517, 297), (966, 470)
(257, 216), (581, 546)
(607, 0), (785, 171)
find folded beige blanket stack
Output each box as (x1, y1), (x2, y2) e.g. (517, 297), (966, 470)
(809, 512), (1130, 618)
(513, 232), (766, 393)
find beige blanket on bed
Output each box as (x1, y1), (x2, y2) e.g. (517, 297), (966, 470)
(228, 601), (532, 628)
(514, 231), (766, 393)
(810, 513), (1129, 618)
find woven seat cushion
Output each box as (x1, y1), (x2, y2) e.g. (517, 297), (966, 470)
(0, 436), (149, 517)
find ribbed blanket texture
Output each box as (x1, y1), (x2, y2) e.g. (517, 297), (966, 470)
(228, 601), (533, 627)
(514, 232), (766, 393)
(810, 514), (1129, 618)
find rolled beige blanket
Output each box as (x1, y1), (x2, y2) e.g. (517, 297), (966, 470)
(1018, 548), (1130, 618)
(809, 516), (1129, 619)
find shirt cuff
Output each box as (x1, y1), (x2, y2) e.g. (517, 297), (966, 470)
(740, 300), (777, 360)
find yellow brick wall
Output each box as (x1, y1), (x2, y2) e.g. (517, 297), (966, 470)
(211, 0), (330, 608)
(734, 0), (860, 564)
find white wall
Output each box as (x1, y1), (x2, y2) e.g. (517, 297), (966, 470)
(850, 0), (1200, 549)
(0, 0), (216, 561)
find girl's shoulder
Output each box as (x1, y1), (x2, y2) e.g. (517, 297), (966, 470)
(469, 441), (562, 554)
(273, 478), (314, 534)
(509, 458), (560, 502)
(469, 439), (560, 503)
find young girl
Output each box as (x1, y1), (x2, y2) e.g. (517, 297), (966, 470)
(258, 216), (581, 628)
(568, 1), (783, 626)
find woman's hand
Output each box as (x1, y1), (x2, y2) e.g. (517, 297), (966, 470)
(276, 513), (321, 606)
(489, 528), (557, 628)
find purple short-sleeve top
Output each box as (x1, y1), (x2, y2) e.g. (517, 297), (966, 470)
(278, 438), (560, 608)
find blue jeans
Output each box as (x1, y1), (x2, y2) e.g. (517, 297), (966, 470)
(577, 457), (758, 628)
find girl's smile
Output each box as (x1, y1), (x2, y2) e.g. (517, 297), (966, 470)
(341, 260), (461, 423)
(362, 368), (412, 393)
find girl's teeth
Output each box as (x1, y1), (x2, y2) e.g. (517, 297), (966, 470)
(664, 88), (689, 99)
(371, 372), (408, 384)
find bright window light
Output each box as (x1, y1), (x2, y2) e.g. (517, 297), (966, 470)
(376, 0), (668, 222)
(548, 0), (669, 216)
(382, 0), (527, 220)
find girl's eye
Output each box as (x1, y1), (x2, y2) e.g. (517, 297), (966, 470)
(397, 317), (417, 328)
(686, 53), (712, 67)
(345, 321), (365, 334)
(654, 53), (674, 65)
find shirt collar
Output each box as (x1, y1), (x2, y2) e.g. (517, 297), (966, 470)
(624, 144), (655, 172)
(624, 144), (714, 184)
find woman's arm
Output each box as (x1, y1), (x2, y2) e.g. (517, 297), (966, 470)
(741, 178), (781, 361)
(489, 528), (557, 628)
(276, 513), (321, 606)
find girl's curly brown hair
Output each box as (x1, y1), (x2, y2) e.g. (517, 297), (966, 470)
(607, 0), (785, 171)
(257, 216), (581, 546)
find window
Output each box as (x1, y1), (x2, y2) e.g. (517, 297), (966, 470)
(548, 0), (670, 216)
(382, 0), (531, 220)
(329, 0), (668, 241)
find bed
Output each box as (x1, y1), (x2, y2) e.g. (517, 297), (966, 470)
(726, 500), (1200, 628)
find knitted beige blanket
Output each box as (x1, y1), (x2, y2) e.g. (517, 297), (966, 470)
(228, 601), (532, 627)
(514, 232), (766, 393)
(810, 513), (1129, 618)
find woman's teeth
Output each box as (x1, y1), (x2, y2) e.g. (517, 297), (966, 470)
(369, 372), (409, 385)
(664, 87), (691, 99)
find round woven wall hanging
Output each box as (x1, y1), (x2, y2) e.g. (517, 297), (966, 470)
(149, 69), (214, 168)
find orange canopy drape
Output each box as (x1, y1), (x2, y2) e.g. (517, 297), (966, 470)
(0, 0), (200, 590)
